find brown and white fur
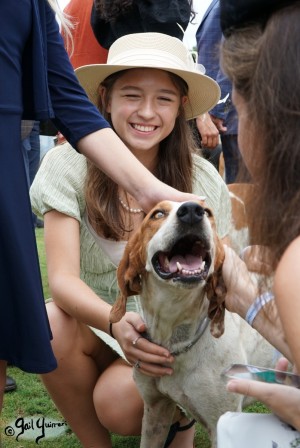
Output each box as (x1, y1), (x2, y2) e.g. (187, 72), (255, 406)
(110, 200), (274, 447)
(227, 183), (253, 255)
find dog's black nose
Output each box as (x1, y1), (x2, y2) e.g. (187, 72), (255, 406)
(176, 202), (204, 225)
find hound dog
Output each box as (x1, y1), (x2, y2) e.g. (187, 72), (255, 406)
(110, 200), (274, 447)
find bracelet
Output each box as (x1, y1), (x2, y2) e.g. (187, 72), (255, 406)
(245, 291), (274, 327)
(109, 322), (115, 339)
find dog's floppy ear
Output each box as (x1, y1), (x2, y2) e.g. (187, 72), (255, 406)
(110, 230), (146, 323)
(206, 233), (227, 338)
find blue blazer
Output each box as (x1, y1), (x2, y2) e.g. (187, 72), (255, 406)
(196, 0), (238, 134)
(0, 0), (110, 374)
(22, 0), (109, 148)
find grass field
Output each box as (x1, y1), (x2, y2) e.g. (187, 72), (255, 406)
(1, 229), (268, 447)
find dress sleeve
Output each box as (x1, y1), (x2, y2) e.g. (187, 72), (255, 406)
(30, 143), (87, 221)
(192, 154), (231, 239)
(44, 2), (110, 149)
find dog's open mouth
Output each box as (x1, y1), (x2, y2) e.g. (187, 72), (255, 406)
(151, 235), (211, 282)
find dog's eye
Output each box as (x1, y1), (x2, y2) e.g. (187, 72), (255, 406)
(204, 208), (212, 217)
(151, 210), (165, 219)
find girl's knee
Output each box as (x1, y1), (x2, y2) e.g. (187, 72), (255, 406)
(93, 363), (143, 435)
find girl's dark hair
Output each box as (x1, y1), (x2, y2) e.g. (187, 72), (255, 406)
(85, 69), (197, 240)
(94, 0), (195, 22)
(94, 0), (133, 20)
(221, 3), (300, 271)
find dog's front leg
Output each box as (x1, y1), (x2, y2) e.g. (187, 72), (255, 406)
(140, 397), (176, 448)
(134, 373), (176, 448)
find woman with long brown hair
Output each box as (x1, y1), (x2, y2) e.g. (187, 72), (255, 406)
(219, 0), (300, 439)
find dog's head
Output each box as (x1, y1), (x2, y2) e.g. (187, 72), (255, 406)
(110, 200), (226, 337)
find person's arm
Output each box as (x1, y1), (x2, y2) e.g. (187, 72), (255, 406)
(44, 211), (111, 328)
(222, 245), (292, 361)
(76, 129), (204, 213)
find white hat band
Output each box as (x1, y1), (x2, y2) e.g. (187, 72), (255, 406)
(108, 49), (197, 73)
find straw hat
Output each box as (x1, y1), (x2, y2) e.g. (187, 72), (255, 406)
(75, 32), (220, 120)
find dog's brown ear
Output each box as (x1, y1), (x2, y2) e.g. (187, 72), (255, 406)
(206, 236), (227, 338)
(110, 230), (146, 323)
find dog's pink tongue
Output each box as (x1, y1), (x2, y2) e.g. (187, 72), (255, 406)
(169, 255), (201, 273)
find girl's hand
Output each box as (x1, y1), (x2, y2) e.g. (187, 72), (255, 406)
(140, 182), (206, 213)
(226, 358), (300, 431)
(112, 312), (174, 377)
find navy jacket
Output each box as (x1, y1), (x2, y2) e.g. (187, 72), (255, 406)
(196, 0), (238, 135)
(22, 0), (109, 148)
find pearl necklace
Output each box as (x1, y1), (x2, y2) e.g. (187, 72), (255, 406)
(118, 196), (144, 214)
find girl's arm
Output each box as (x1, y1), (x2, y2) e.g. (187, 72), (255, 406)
(44, 210), (111, 329)
(77, 128), (203, 213)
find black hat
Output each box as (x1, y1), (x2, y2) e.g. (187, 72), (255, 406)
(220, 0), (299, 36)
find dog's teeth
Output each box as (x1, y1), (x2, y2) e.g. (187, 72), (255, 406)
(176, 261), (183, 272)
(200, 261), (205, 270)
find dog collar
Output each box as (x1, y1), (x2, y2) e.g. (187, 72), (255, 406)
(170, 317), (209, 356)
(140, 317), (209, 357)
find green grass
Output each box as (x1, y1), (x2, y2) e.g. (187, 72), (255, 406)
(1, 229), (267, 447)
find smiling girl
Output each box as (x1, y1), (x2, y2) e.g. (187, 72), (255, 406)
(30, 32), (230, 448)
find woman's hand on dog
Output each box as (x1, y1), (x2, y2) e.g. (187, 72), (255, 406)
(112, 312), (175, 377)
(222, 245), (257, 318)
(226, 357), (300, 431)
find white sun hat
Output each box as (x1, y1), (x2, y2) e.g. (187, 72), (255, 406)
(75, 32), (220, 120)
